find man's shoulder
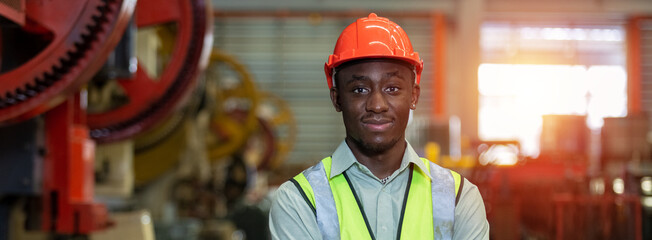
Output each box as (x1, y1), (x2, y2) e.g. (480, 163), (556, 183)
(274, 160), (323, 200)
(275, 180), (301, 198)
(271, 179), (309, 211)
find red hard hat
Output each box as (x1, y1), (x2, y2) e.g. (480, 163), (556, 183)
(324, 13), (424, 89)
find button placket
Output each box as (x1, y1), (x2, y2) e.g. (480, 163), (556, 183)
(376, 187), (394, 240)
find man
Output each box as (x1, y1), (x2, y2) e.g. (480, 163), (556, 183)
(269, 13), (489, 240)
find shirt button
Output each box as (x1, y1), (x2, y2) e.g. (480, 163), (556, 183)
(382, 226), (387, 231)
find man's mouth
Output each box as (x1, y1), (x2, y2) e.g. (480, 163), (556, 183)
(362, 118), (393, 131)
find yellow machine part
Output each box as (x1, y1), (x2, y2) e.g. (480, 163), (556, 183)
(130, 25), (202, 187)
(133, 117), (187, 187)
(206, 50), (260, 161)
(425, 141), (475, 169)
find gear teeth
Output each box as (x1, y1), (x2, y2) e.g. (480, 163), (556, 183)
(52, 71), (62, 80)
(25, 83), (38, 97)
(96, 4), (108, 13)
(80, 33), (93, 47)
(5, 0), (121, 112)
(57, 57), (73, 74)
(40, 74), (54, 87)
(69, 44), (84, 60)
(15, 88), (27, 102)
(66, 50), (78, 61)
(85, 24), (97, 35)
(5, 93), (15, 106)
(91, 15), (101, 23)
(90, 128), (111, 138)
(53, 63), (66, 75)
(45, 68), (63, 81)
(44, 72), (55, 81)
(92, 14), (109, 24)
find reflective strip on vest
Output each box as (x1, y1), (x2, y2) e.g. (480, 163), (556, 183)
(297, 157), (456, 240)
(429, 161), (456, 240)
(302, 161), (340, 240)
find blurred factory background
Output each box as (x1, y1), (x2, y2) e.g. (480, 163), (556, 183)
(0, 0), (651, 239)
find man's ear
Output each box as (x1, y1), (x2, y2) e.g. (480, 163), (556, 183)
(410, 84), (420, 110)
(330, 87), (342, 112)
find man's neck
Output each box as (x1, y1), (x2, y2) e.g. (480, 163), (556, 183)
(345, 138), (407, 179)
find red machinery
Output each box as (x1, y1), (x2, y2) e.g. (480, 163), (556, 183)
(41, 94), (108, 234)
(87, 0), (212, 144)
(0, 0), (136, 238)
(0, 0), (135, 122)
(0, 0), (212, 238)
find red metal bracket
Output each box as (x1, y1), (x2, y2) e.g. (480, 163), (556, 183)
(42, 93), (109, 234)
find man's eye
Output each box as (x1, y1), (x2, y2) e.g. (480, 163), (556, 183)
(353, 88), (368, 93)
(386, 87), (399, 92)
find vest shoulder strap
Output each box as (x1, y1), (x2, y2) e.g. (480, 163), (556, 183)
(452, 170), (464, 205)
(420, 158), (464, 205)
(427, 159), (457, 240)
(292, 157), (340, 240)
(290, 174), (316, 214)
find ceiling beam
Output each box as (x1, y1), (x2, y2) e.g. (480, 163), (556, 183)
(212, 0), (456, 13)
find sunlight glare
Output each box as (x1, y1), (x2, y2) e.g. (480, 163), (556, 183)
(478, 64), (627, 156)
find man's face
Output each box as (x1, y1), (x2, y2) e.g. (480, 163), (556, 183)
(330, 59), (420, 153)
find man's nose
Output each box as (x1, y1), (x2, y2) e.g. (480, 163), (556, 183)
(366, 90), (389, 113)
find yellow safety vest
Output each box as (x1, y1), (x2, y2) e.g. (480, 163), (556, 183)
(290, 157), (462, 240)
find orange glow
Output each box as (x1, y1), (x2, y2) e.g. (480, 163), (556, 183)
(478, 64), (627, 156)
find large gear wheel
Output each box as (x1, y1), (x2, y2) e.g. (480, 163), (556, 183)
(87, 0), (213, 143)
(256, 92), (297, 170)
(0, 0), (137, 122)
(205, 50), (260, 161)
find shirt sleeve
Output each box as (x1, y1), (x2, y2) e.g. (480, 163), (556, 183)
(453, 178), (490, 240)
(269, 181), (323, 240)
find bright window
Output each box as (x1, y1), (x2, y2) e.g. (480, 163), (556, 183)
(478, 64), (627, 156)
(479, 23), (626, 157)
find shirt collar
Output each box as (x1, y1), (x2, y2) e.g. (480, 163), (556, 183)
(329, 140), (432, 180)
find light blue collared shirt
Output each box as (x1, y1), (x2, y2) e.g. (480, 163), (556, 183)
(269, 140), (489, 240)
